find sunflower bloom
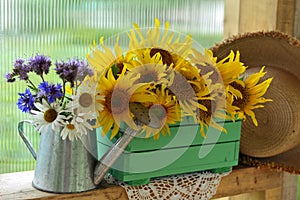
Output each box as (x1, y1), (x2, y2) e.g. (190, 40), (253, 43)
(87, 36), (134, 78)
(128, 48), (174, 86)
(95, 69), (157, 139)
(128, 18), (193, 68)
(229, 66), (273, 126)
(141, 86), (181, 139)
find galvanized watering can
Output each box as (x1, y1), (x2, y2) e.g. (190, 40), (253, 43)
(18, 120), (98, 193)
(18, 104), (162, 193)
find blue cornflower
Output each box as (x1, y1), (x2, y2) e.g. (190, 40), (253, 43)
(17, 88), (36, 113)
(38, 82), (64, 103)
(28, 54), (52, 76)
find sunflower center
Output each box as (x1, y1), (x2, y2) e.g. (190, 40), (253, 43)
(199, 99), (215, 122)
(150, 104), (167, 121)
(150, 48), (174, 66)
(44, 109), (58, 123)
(108, 89), (129, 115)
(66, 124), (75, 130)
(79, 92), (93, 108)
(230, 82), (249, 109)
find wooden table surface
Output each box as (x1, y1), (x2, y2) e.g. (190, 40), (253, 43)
(0, 166), (298, 200)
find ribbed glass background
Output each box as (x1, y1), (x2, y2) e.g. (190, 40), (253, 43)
(0, 0), (224, 174)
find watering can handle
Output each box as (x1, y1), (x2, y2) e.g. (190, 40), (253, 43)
(18, 120), (37, 160)
(94, 126), (142, 185)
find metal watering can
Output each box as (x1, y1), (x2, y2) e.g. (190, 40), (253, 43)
(19, 104), (162, 193)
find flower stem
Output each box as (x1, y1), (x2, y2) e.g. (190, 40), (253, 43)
(61, 81), (66, 103)
(27, 79), (37, 91)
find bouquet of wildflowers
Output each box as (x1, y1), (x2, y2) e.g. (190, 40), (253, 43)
(5, 55), (102, 141)
(87, 19), (273, 140)
(6, 19), (273, 142)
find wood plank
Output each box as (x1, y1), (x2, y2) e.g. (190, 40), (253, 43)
(281, 172), (298, 199)
(294, 0), (300, 38)
(0, 167), (288, 200)
(224, 0), (278, 36)
(0, 171), (128, 200)
(276, 0), (297, 35)
(224, 0), (240, 38)
(239, 0), (277, 33)
(0, 171), (56, 200)
(213, 167), (282, 198)
(264, 187), (282, 200)
(228, 191), (265, 200)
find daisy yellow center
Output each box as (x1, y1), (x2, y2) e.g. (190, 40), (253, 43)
(230, 82), (249, 109)
(150, 48), (174, 66)
(79, 93), (93, 108)
(66, 124), (75, 130)
(44, 109), (57, 123)
(107, 89), (129, 114)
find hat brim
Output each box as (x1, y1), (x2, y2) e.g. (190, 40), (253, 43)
(211, 31), (300, 174)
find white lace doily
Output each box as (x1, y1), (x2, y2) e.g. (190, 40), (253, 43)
(105, 170), (230, 200)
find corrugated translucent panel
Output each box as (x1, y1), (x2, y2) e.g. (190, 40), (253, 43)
(0, 0), (224, 174)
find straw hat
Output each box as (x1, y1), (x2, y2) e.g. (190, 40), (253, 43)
(210, 31), (300, 174)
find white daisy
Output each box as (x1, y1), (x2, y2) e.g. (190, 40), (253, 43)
(71, 80), (104, 117)
(31, 99), (67, 133)
(74, 112), (94, 136)
(60, 118), (80, 141)
(60, 112), (95, 141)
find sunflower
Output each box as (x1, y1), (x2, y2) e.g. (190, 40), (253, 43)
(191, 49), (246, 87)
(128, 48), (174, 86)
(86, 36), (134, 78)
(141, 86), (181, 139)
(229, 66), (273, 126)
(95, 68), (157, 139)
(31, 99), (68, 133)
(127, 18), (193, 68)
(190, 48), (246, 120)
(190, 75), (227, 137)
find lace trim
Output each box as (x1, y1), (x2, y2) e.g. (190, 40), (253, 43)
(105, 170), (230, 200)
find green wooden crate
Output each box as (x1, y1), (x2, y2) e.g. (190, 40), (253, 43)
(97, 118), (242, 186)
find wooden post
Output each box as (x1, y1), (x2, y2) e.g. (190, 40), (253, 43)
(294, 0), (300, 38)
(224, 0), (299, 37)
(224, 0), (278, 38)
(276, 0), (297, 35)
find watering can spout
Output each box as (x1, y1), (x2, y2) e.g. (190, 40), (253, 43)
(93, 103), (164, 185)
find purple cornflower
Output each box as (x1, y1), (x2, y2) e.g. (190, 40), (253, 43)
(55, 59), (79, 87)
(17, 88), (36, 113)
(28, 54), (52, 76)
(55, 58), (94, 87)
(76, 59), (94, 82)
(38, 82), (64, 103)
(5, 73), (16, 82)
(5, 58), (31, 82)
